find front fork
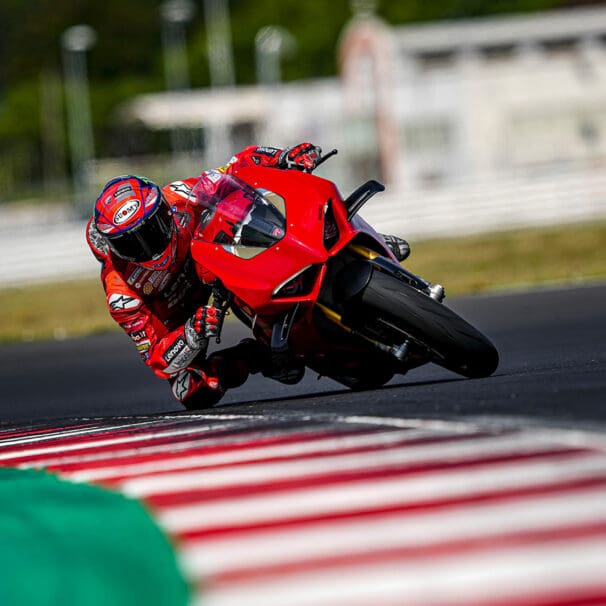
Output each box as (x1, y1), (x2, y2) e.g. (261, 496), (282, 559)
(316, 302), (411, 361)
(316, 244), (444, 364)
(348, 244), (445, 302)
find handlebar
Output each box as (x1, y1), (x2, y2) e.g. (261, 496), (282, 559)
(315, 148), (338, 170)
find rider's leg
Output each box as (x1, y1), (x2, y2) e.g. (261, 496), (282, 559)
(169, 368), (224, 409)
(210, 338), (305, 386)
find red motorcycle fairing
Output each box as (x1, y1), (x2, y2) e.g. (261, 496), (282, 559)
(188, 163), (499, 387)
(189, 167), (387, 317)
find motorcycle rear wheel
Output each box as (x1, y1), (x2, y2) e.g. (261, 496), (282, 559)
(358, 270), (499, 378)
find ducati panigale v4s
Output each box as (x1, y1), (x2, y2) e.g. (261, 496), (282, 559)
(190, 150), (499, 392)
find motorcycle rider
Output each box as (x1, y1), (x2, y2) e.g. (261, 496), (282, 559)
(87, 142), (411, 409)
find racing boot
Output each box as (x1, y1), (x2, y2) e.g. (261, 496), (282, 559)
(237, 338), (305, 385)
(262, 356), (305, 385)
(381, 234), (410, 262)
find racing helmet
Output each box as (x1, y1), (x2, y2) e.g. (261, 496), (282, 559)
(94, 175), (177, 270)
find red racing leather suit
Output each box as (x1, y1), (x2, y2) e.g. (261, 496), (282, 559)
(86, 145), (286, 405)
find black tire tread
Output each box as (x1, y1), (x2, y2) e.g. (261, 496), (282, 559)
(360, 270), (499, 378)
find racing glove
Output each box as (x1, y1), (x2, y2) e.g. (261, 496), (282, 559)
(277, 142), (322, 172)
(184, 305), (221, 350)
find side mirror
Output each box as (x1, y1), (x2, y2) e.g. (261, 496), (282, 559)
(344, 180), (385, 220)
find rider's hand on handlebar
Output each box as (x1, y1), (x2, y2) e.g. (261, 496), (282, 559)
(278, 143), (322, 172)
(185, 305), (221, 350)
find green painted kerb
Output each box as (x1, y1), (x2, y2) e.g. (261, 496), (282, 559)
(0, 467), (190, 606)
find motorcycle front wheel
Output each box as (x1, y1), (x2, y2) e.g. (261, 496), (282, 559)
(357, 269), (499, 379)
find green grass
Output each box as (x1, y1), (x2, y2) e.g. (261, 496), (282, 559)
(1, 221), (605, 344)
(0, 278), (115, 344)
(406, 220), (606, 296)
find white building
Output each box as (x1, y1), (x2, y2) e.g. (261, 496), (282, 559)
(340, 6), (606, 188)
(112, 6), (606, 238)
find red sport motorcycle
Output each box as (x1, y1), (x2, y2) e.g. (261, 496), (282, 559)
(190, 151), (499, 391)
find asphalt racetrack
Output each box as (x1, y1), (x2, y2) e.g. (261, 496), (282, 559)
(2, 282), (606, 606)
(0, 282), (604, 427)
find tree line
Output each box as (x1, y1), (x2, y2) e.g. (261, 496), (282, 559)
(0, 0), (583, 198)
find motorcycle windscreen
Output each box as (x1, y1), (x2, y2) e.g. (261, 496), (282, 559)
(192, 172), (286, 257)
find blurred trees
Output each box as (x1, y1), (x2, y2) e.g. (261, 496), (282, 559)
(0, 0), (594, 198)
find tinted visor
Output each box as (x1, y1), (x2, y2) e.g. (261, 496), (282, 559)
(106, 199), (174, 262)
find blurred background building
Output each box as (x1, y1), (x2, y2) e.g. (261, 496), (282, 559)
(1, 1), (606, 284)
(105, 5), (606, 238)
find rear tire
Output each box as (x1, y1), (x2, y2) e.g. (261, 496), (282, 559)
(357, 270), (499, 378)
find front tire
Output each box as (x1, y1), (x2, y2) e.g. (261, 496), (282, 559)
(356, 269), (499, 378)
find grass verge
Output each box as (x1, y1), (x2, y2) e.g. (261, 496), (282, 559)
(0, 278), (113, 344)
(1, 220), (605, 344)
(406, 220), (606, 295)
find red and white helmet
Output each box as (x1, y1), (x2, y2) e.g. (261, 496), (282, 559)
(94, 175), (177, 270)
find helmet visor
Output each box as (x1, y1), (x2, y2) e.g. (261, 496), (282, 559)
(106, 199), (174, 263)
